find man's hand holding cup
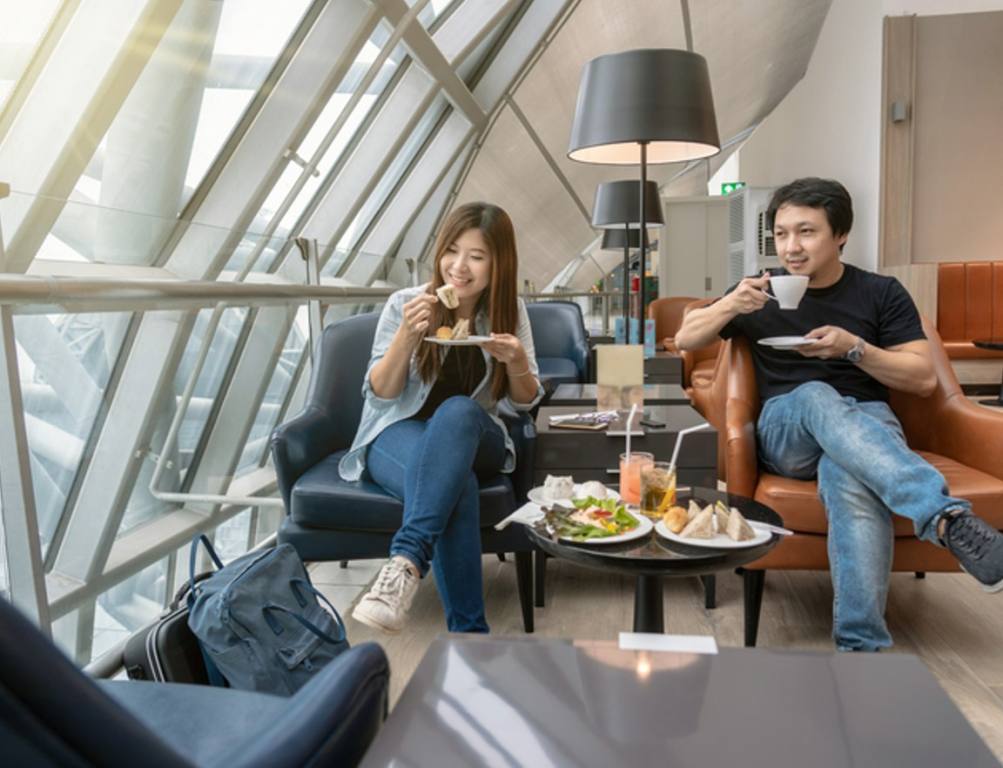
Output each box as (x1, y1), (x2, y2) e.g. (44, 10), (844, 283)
(725, 273), (772, 315)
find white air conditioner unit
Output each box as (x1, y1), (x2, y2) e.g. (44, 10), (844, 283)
(726, 186), (779, 285)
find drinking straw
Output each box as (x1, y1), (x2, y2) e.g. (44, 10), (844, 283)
(668, 422), (712, 474)
(624, 403), (639, 462)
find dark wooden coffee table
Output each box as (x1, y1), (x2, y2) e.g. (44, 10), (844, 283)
(525, 487), (781, 634)
(361, 635), (998, 767)
(547, 383), (690, 406)
(534, 404), (716, 490)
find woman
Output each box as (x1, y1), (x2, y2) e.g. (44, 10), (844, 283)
(340, 202), (542, 634)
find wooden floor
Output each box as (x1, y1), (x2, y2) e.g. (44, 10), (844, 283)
(320, 556), (1003, 761)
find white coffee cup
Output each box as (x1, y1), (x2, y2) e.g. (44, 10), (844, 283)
(764, 274), (809, 310)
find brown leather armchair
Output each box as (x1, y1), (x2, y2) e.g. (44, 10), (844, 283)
(679, 298), (720, 392)
(716, 317), (1003, 646)
(648, 296), (699, 353)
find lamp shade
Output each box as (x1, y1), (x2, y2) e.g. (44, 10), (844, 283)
(568, 49), (720, 165)
(601, 228), (641, 250)
(591, 180), (664, 229)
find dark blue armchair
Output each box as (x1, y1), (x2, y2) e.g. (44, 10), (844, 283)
(0, 596), (389, 768)
(525, 300), (590, 391)
(270, 313), (537, 632)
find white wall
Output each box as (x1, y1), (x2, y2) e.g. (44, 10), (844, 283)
(738, 0), (1003, 271)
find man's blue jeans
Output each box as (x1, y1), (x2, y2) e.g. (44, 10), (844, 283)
(756, 381), (969, 651)
(366, 396), (506, 633)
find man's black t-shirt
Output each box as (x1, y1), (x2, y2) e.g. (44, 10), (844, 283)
(719, 264), (925, 404)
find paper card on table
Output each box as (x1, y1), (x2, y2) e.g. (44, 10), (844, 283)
(618, 632), (719, 655)
(596, 345), (643, 411)
(643, 319), (656, 359)
(613, 317), (626, 345)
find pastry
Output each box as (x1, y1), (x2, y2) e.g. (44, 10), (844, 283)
(435, 326), (452, 339)
(664, 505), (688, 534)
(450, 318), (470, 340)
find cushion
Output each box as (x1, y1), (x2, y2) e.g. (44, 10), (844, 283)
(100, 680), (287, 768)
(941, 341), (1003, 359)
(535, 357), (581, 387)
(753, 451), (1003, 536)
(291, 452), (515, 531)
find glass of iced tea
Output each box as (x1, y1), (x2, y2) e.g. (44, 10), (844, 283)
(619, 452), (654, 506)
(640, 462), (676, 520)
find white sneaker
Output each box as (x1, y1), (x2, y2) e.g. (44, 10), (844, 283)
(351, 556), (419, 634)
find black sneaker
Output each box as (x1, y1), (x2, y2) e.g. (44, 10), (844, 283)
(944, 512), (1003, 593)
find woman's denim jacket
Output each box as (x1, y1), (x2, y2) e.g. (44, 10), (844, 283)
(338, 286), (543, 482)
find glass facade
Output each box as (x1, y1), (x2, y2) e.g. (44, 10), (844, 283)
(0, 0), (574, 666)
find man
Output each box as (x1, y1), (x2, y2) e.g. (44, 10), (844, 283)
(675, 177), (1003, 651)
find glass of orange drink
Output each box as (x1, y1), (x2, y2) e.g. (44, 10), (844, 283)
(619, 452), (654, 506)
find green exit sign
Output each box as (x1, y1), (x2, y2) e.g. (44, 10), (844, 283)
(721, 181), (746, 195)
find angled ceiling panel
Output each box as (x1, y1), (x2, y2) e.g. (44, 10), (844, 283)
(453, 104), (593, 288)
(457, 0), (831, 287)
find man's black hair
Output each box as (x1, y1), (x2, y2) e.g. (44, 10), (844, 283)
(765, 178), (853, 245)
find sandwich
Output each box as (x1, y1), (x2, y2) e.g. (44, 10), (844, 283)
(436, 284), (459, 309)
(680, 506), (714, 538)
(714, 501), (730, 534)
(726, 507), (756, 541)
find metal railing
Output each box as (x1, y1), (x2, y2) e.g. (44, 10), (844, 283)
(0, 273), (602, 647)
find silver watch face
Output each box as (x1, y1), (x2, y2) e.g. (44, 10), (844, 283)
(846, 343), (863, 362)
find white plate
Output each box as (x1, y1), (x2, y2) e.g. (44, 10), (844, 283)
(423, 335), (491, 346)
(757, 335), (815, 351)
(655, 518), (773, 549)
(527, 483), (621, 506)
(548, 507), (653, 545)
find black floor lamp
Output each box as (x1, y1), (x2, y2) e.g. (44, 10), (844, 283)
(592, 179), (664, 340)
(569, 49), (720, 338)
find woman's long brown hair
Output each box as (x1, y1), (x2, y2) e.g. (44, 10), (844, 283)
(415, 202), (519, 401)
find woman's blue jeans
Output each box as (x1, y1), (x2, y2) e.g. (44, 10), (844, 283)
(756, 381), (969, 651)
(366, 396), (506, 633)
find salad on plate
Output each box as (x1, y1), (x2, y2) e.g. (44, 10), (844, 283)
(540, 496), (640, 542)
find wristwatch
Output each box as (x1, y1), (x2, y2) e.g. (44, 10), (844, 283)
(844, 337), (865, 363)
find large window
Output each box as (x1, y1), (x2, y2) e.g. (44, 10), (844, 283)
(181, 0), (314, 203)
(40, 0), (313, 267)
(118, 307), (247, 537)
(410, 0), (459, 29)
(235, 310), (309, 476)
(0, 488), (7, 601)
(0, 0), (61, 111)
(326, 95), (449, 276)
(14, 312), (131, 557)
(230, 25), (407, 275)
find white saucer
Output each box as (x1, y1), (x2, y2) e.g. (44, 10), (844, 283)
(757, 336), (815, 351)
(423, 335), (491, 346)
